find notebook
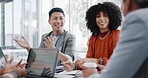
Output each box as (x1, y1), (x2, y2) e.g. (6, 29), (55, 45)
(25, 48), (59, 78)
(0, 47), (7, 68)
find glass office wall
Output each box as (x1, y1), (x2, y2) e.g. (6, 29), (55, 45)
(40, 0), (53, 35)
(70, 0), (90, 52)
(0, 0), (40, 48)
(5, 1), (13, 48)
(0, 0), (40, 62)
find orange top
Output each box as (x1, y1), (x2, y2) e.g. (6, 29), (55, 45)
(86, 30), (120, 65)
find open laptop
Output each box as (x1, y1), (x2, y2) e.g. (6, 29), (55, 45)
(25, 48), (59, 78)
(0, 47), (7, 68)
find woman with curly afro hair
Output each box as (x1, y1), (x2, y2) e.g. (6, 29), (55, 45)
(62, 2), (122, 71)
(84, 1), (122, 65)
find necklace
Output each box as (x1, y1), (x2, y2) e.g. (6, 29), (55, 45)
(99, 30), (110, 40)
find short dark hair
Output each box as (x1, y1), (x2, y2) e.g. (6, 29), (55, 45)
(134, 0), (148, 8)
(48, 7), (65, 18)
(85, 2), (122, 35)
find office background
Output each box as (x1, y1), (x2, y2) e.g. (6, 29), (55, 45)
(0, 0), (121, 62)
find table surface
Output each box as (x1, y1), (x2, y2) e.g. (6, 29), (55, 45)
(55, 70), (83, 78)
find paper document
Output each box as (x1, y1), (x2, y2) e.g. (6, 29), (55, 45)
(58, 70), (80, 75)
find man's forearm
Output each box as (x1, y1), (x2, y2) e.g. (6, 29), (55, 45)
(58, 52), (68, 62)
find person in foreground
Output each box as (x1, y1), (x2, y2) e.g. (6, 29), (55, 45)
(62, 2), (122, 71)
(0, 58), (26, 78)
(14, 7), (76, 66)
(82, 0), (148, 78)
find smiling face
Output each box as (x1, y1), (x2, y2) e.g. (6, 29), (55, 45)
(48, 12), (65, 32)
(96, 11), (110, 30)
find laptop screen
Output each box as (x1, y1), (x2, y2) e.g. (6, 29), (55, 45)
(0, 47), (7, 68)
(26, 48), (59, 77)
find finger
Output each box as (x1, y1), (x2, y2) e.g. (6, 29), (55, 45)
(63, 65), (70, 70)
(62, 63), (68, 67)
(44, 41), (48, 46)
(20, 63), (27, 67)
(21, 36), (26, 41)
(20, 65), (26, 68)
(61, 61), (68, 64)
(44, 41), (51, 48)
(64, 67), (69, 71)
(66, 66), (73, 71)
(49, 37), (55, 46)
(47, 37), (52, 44)
(16, 59), (23, 66)
(61, 62), (65, 65)
(64, 60), (70, 63)
(8, 57), (14, 64)
(62, 62), (69, 67)
(20, 64), (26, 68)
(46, 67), (50, 70)
(62, 61), (70, 66)
(43, 67), (46, 70)
(63, 63), (73, 70)
(44, 38), (49, 43)
(13, 38), (18, 42)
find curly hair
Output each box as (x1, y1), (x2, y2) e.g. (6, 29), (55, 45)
(85, 2), (122, 35)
